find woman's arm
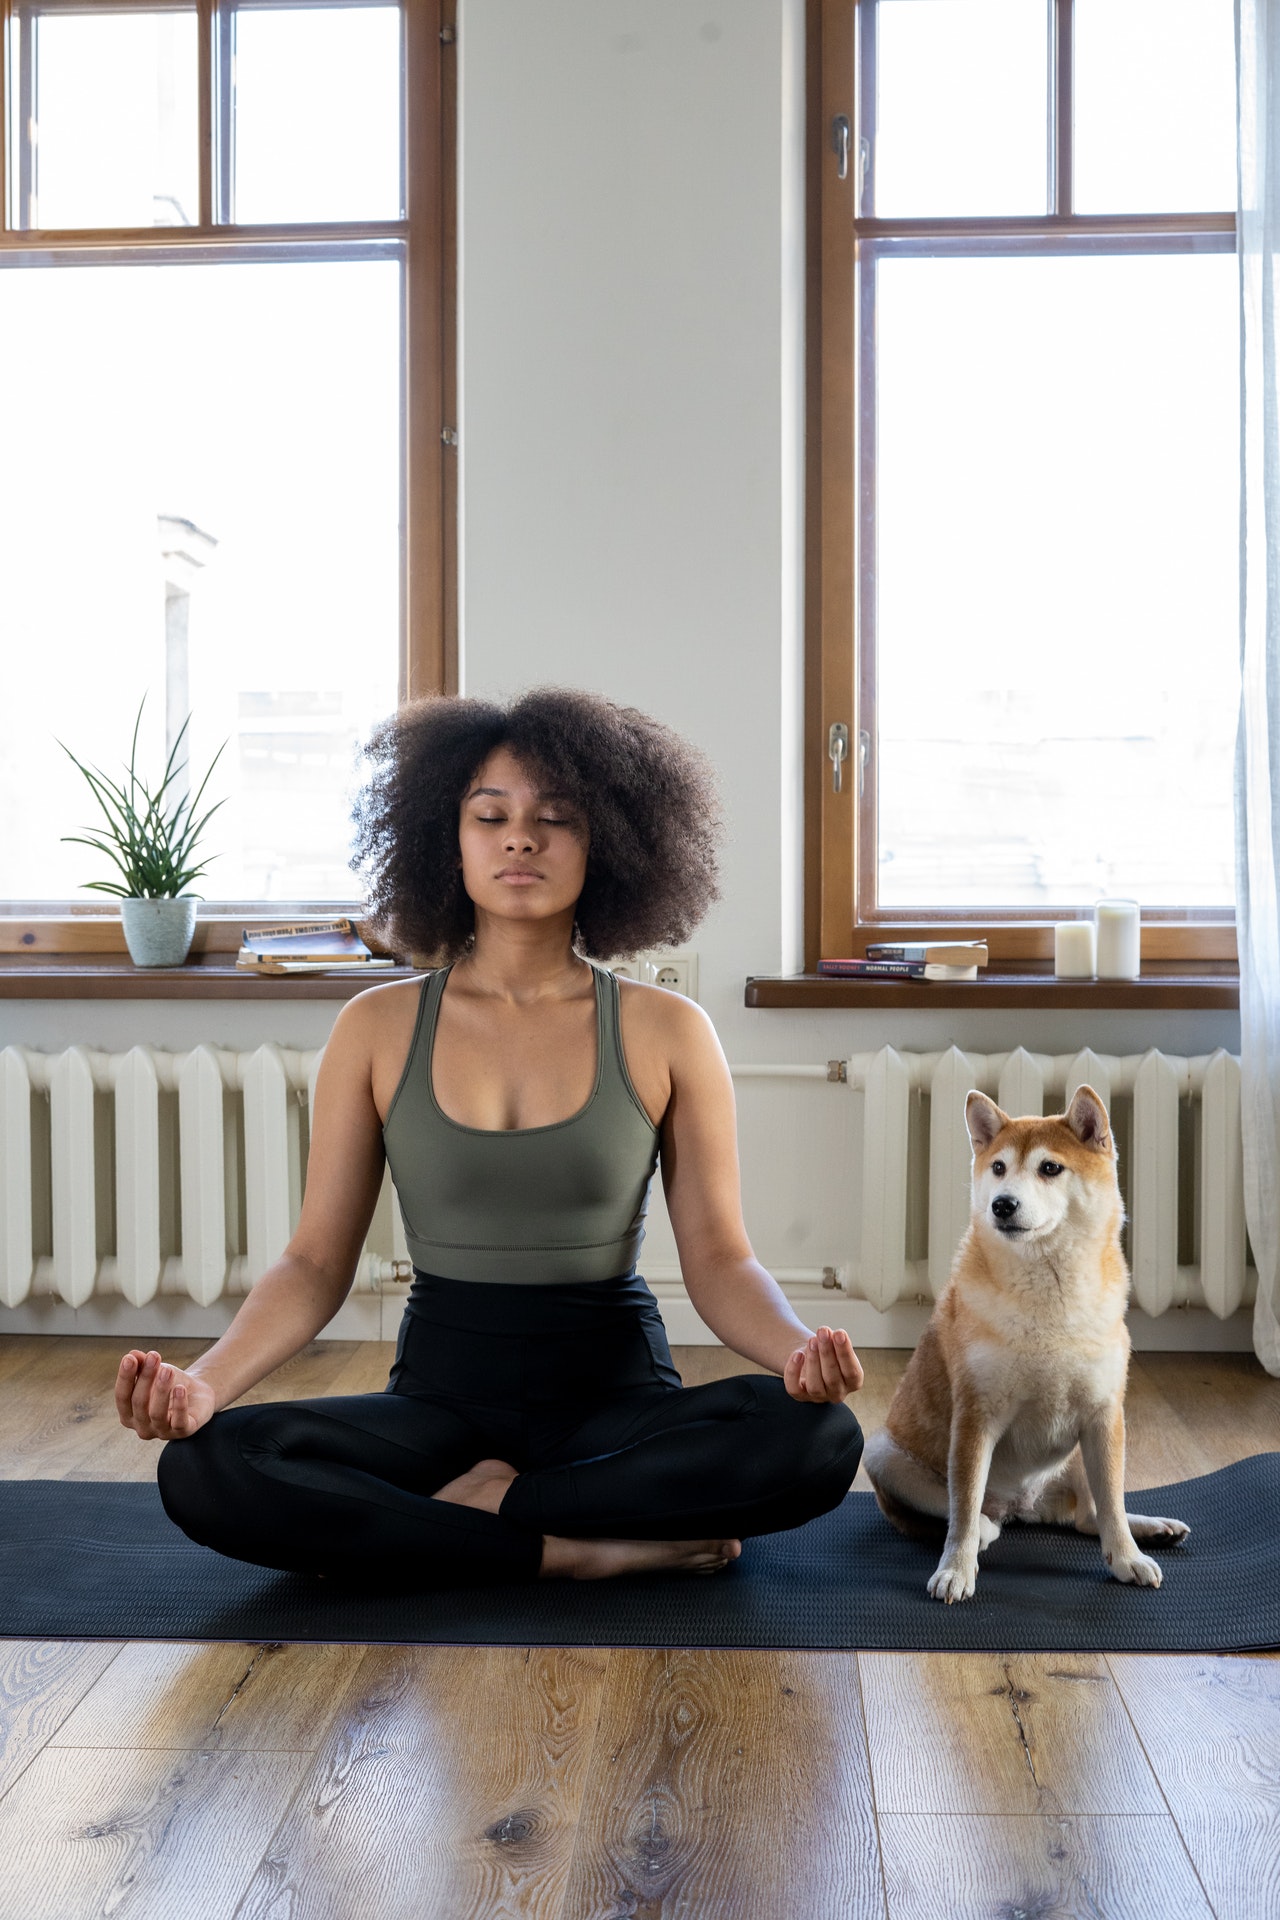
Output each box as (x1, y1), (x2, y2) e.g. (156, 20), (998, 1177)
(656, 994), (863, 1402)
(116, 988), (391, 1440)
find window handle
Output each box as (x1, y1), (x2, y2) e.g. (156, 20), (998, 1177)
(829, 722), (850, 793)
(832, 115), (850, 182)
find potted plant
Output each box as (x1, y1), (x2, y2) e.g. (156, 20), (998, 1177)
(57, 696), (229, 968)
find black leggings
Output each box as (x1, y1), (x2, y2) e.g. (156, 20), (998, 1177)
(157, 1269), (864, 1588)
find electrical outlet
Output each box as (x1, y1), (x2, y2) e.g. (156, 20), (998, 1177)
(640, 950), (699, 1000)
(606, 952), (699, 999)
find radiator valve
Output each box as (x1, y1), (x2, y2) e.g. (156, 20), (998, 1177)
(364, 1256), (414, 1290)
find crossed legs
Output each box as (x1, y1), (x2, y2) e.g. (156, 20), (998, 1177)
(158, 1374), (864, 1590)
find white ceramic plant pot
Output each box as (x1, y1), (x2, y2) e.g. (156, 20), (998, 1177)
(119, 896), (198, 968)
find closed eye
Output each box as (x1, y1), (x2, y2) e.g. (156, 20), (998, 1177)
(1039, 1160), (1064, 1178)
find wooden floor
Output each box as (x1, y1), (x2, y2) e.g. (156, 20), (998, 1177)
(0, 1334), (1277, 1919)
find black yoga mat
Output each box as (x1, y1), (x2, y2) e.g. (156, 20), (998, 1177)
(2, 1455), (1277, 1653)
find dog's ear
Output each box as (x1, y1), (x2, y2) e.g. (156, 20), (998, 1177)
(965, 1090), (1008, 1154)
(1065, 1084), (1112, 1152)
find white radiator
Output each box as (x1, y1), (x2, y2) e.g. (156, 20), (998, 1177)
(0, 1043), (406, 1310)
(0, 1041), (1251, 1326)
(726, 1046), (1251, 1320)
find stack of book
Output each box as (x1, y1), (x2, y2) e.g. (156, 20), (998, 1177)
(816, 942), (989, 982)
(235, 918), (397, 975)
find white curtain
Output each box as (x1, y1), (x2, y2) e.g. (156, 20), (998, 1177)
(1237, 0), (1280, 1374)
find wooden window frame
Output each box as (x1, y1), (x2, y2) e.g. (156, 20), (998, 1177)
(804, 0), (1238, 970)
(0, 0), (456, 957)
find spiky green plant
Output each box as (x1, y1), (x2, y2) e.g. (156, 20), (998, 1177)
(57, 696), (228, 899)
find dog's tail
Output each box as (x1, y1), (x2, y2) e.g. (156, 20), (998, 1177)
(872, 1484), (947, 1545)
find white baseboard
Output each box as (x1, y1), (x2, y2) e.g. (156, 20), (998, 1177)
(0, 1293), (385, 1343)
(1123, 1306), (1257, 1352)
(0, 1286), (1255, 1355)
(647, 1291), (1255, 1353)
(650, 1289), (937, 1349)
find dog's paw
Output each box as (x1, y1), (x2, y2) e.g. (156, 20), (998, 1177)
(977, 1514), (1002, 1549)
(927, 1556), (977, 1604)
(1125, 1512), (1190, 1543)
(1106, 1547), (1163, 1588)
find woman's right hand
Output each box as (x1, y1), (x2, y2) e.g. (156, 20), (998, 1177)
(115, 1349), (217, 1442)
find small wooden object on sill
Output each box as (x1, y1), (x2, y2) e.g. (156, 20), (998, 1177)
(745, 964), (1240, 1012)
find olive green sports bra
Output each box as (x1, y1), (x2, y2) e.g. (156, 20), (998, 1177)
(380, 961), (662, 1284)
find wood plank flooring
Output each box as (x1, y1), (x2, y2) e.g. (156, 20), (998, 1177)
(0, 1334), (1276, 1919)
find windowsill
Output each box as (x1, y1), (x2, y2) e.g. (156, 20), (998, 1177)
(0, 956), (1242, 1010)
(0, 953), (421, 1000)
(745, 965), (1240, 1012)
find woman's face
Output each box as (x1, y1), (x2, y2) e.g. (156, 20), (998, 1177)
(457, 743), (589, 928)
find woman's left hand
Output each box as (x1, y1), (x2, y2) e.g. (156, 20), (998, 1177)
(784, 1325), (864, 1403)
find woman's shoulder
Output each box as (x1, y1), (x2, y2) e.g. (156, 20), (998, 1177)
(614, 972), (720, 1063)
(614, 975), (730, 1135)
(332, 973), (440, 1123)
(327, 971), (433, 1047)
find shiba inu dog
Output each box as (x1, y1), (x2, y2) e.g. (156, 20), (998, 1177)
(863, 1085), (1189, 1603)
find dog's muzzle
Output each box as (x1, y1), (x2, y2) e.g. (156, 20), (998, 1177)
(991, 1194), (1027, 1233)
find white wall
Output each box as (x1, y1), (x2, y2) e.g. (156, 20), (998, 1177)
(459, 0), (809, 1025)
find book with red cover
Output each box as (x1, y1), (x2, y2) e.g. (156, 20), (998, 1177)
(816, 957), (980, 981)
(816, 957), (926, 979)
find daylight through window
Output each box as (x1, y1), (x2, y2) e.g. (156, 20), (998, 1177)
(0, 1), (441, 912)
(857, 0), (1239, 921)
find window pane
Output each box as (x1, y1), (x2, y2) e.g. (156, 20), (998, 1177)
(1074, 0), (1237, 214)
(874, 0), (1049, 217)
(0, 259), (401, 902)
(232, 6), (402, 223)
(14, 8), (197, 230)
(873, 251), (1238, 909)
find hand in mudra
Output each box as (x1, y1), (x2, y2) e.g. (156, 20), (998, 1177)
(116, 1349), (215, 1441)
(784, 1325), (863, 1403)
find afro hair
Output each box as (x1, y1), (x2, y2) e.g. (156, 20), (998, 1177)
(350, 686), (725, 963)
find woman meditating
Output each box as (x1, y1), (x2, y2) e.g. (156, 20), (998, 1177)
(117, 687), (865, 1587)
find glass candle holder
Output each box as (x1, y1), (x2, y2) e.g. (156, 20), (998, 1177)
(1094, 898), (1141, 979)
(1054, 921), (1096, 978)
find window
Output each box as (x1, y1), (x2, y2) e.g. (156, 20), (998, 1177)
(806, 0), (1239, 965)
(0, 0), (455, 935)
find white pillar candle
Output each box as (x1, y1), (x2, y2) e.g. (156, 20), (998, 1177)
(1094, 898), (1141, 979)
(1054, 922), (1096, 978)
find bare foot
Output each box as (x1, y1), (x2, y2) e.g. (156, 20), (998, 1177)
(431, 1457), (519, 1515)
(430, 1464), (744, 1581)
(540, 1535), (743, 1580)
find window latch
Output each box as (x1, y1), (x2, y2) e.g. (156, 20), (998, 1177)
(828, 722), (850, 793)
(858, 729), (870, 798)
(832, 115), (850, 182)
